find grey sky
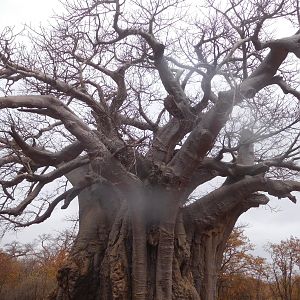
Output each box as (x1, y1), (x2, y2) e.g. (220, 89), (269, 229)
(0, 0), (299, 258)
(0, 0), (61, 27)
(0, 0), (74, 245)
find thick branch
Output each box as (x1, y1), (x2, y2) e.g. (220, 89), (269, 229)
(155, 56), (195, 119)
(0, 95), (105, 154)
(185, 175), (300, 229)
(0, 157), (89, 216)
(0, 95), (137, 192)
(168, 33), (292, 179)
(10, 126), (84, 166)
(109, 6), (195, 120)
(200, 157), (269, 178)
(270, 76), (300, 101)
(1, 175), (100, 225)
(0, 54), (106, 116)
(264, 159), (300, 172)
(0, 182), (44, 216)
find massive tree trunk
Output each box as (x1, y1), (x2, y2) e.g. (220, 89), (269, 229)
(50, 181), (262, 300)
(49, 131), (265, 300)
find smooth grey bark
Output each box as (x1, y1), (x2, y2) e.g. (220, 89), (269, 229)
(49, 131), (266, 300)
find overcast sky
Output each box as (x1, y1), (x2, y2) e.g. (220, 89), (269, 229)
(0, 0), (61, 27)
(0, 0), (299, 258)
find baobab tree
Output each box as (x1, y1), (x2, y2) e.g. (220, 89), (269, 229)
(0, 0), (300, 299)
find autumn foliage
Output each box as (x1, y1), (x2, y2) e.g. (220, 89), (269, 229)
(217, 227), (300, 300)
(1, 227), (299, 300)
(0, 231), (73, 300)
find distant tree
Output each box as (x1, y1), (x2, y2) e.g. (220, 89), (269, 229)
(0, 250), (21, 294)
(0, 231), (73, 300)
(218, 226), (269, 300)
(266, 237), (300, 300)
(0, 0), (300, 299)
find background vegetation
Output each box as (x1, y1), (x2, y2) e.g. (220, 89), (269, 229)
(1, 227), (299, 300)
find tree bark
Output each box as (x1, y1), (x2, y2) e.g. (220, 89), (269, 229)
(51, 180), (120, 300)
(48, 131), (264, 300)
(49, 182), (257, 300)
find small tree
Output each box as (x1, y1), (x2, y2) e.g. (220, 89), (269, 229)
(0, 0), (300, 299)
(266, 237), (300, 300)
(218, 226), (269, 300)
(0, 251), (21, 294)
(0, 231), (73, 300)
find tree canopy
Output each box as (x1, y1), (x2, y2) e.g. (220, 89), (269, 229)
(0, 0), (299, 227)
(0, 0), (300, 299)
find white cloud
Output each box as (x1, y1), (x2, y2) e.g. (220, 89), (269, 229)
(0, 0), (61, 28)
